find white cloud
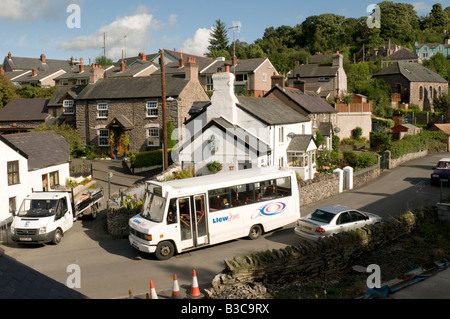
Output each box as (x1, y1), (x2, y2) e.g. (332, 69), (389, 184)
(0, 0), (74, 21)
(180, 27), (212, 56)
(58, 12), (161, 60)
(169, 14), (178, 26)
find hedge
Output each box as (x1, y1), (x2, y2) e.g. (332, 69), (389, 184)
(129, 148), (173, 168)
(388, 131), (447, 159)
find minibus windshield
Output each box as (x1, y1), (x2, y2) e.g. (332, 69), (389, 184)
(18, 199), (58, 218)
(141, 193), (166, 223)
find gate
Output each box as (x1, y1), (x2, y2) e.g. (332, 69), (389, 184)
(380, 151), (390, 170)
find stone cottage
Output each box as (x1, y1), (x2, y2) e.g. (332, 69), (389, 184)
(75, 61), (209, 155)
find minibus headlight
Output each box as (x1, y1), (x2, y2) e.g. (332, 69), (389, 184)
(10, 225), (15, 234)
(39, 226), (47, 234)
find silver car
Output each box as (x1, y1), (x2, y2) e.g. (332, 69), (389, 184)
(294, 205), (382, 241)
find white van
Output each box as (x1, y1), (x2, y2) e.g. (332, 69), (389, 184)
(129, 167), (300, 260)
(11, 189), (103, 245)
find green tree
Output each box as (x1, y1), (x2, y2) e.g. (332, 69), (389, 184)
(207, 19), (229, 56)
(0, 73), (17, 110)
(423, 53), (450, 81)
(15, 86), (56, 99)
(378, 1), (420, 44)
(95, 55), (114, 66)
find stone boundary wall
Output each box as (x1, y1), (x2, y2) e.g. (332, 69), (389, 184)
(205, 209), (434, 299)
(389, 150), (428, 169)
(298, 173), (340, 207)
(353, 164), (381, 189)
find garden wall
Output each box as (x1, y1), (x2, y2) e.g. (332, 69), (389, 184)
(388, 149), (428, 169)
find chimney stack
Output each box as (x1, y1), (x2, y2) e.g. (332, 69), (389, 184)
(271, 72), (285, 89)
(40, 54), (46, 64)
(139, 52), (146, 61)
(32, 68), (37, 76)
(7, 52), (12, 60)
(332, 51), (343, 68)
(179, 54), (184, 68)
(89, 63), (104, 83)
(224, 63), (231, 73)
(79, 64), (84, 73)
(185, 58), (198, 81)
(120, 60), (125, 72)
(293, 76), (306, 92)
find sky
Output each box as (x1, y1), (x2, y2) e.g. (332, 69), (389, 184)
(0, 0), (448, 63)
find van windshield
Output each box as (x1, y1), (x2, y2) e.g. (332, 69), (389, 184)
(141, 193), (166, 223)
(18, 199), (58, 218)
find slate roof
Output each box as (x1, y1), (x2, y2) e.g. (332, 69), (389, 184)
(293, 64), (339, 78)
(287, 134), (317, 152)
(267, 86), (338, 114)
(373, 61), (447, 83)
(76, 74), (190, 100)
(48, 85), (86, 107)
(385, 48), (418, 61)
(0, 248), (87, 299)
(2, 131), (70, 171)
(201, 58), (269, 75)
(10, 68), (65, 83)
(105, 60), (157, 78)
(236, 96), (310, 125)
(3, 55), (73, 72)
(0, 99), (51, 121)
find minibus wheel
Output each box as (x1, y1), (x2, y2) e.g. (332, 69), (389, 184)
(248, 225), (263, 240)
(155, 241), (175, 260)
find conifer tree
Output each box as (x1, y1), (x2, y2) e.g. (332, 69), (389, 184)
(207, 19), (229, 57)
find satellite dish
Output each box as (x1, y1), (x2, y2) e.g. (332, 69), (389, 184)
(334, 127), (341, 133)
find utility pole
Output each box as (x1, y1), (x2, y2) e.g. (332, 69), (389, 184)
(160, 49), (168, 170)
(103, 32), (106, 58)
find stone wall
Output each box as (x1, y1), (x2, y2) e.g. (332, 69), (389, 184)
(353, 163), (381, 189)
(205, 209), (433, 299)
(298, 173), (340, 206)
(389, 149), (428, 169)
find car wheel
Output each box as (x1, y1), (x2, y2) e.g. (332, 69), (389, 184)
(155, 241), (175, 260)
(52, 228), (63, 245)
(248, 224), (263, 240)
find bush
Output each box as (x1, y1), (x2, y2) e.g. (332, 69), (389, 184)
(130, 148), (173, 168)
(332, 135), (340, 152)
(356, 153), (378, 169)
(207, 161), (223, 173)
(342, 151), (358, 167)
(351, 127), (363, 140)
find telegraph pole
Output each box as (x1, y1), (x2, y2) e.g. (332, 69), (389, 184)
(160, 49), (168, 170)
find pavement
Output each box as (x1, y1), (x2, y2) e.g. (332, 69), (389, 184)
(2, 157), (450, 299)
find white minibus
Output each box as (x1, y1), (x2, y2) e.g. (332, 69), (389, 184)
(129, 167), (300, 260)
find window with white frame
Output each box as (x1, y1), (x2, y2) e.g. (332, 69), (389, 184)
(146, 101), (158, 117)
(98, 129), (110, 147)
(63, 100), (74, 114)
(236, 73), (248, 82)
(262, 73), (267, 82)
(147, 128), (160, 147)
(97, 103), (108, 119)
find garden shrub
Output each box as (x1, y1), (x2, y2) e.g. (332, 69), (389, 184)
(130, 148), (173, 168)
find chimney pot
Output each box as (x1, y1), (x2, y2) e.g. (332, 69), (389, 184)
(179, 54), (184, 68)
(139, 52), (147, 61)
(79, 64), (84, 73)
(0, 66), (4, 76)
(40, 54), (46, 64)
(7, 52), (11, 59)
(224, 63), (231, 73)
(32, 68), (37, 76)
(120, 61), (125, 72)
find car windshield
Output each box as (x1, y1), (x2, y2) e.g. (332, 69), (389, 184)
(17, 199), (58, 218)
(141, 193), (166, 223)
(307, 209), (336, 224)
(437, 161), (450, 169)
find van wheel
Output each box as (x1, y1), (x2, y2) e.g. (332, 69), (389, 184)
(155, 241), (175, 260)
(52, 228), (63, 245)
(89, 205), (98, 220)
(248, 225), (263, 240)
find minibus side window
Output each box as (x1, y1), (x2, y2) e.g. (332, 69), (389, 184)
(167, 198), (177, 225)
(276, 177), (292, 197)
(208, 188), (230, 212)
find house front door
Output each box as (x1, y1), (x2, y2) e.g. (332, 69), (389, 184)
(42, 174), (49, 191)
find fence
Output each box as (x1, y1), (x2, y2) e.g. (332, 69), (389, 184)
(335, 102), (373, 113)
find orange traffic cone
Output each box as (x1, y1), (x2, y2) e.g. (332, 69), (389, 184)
(172, 274), (181, 299)
(189, 269), (202, 299)
(150, 279), (158, 299)
(128, 289), (133, 299)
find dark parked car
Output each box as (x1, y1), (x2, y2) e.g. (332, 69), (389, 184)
(431, 158), (450, 186)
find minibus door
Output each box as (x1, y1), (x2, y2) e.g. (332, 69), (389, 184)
(178, 194), (209, 250)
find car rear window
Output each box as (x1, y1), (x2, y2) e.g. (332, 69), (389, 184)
(308, 209), (336, 223)
(437, 162), (450, 169)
